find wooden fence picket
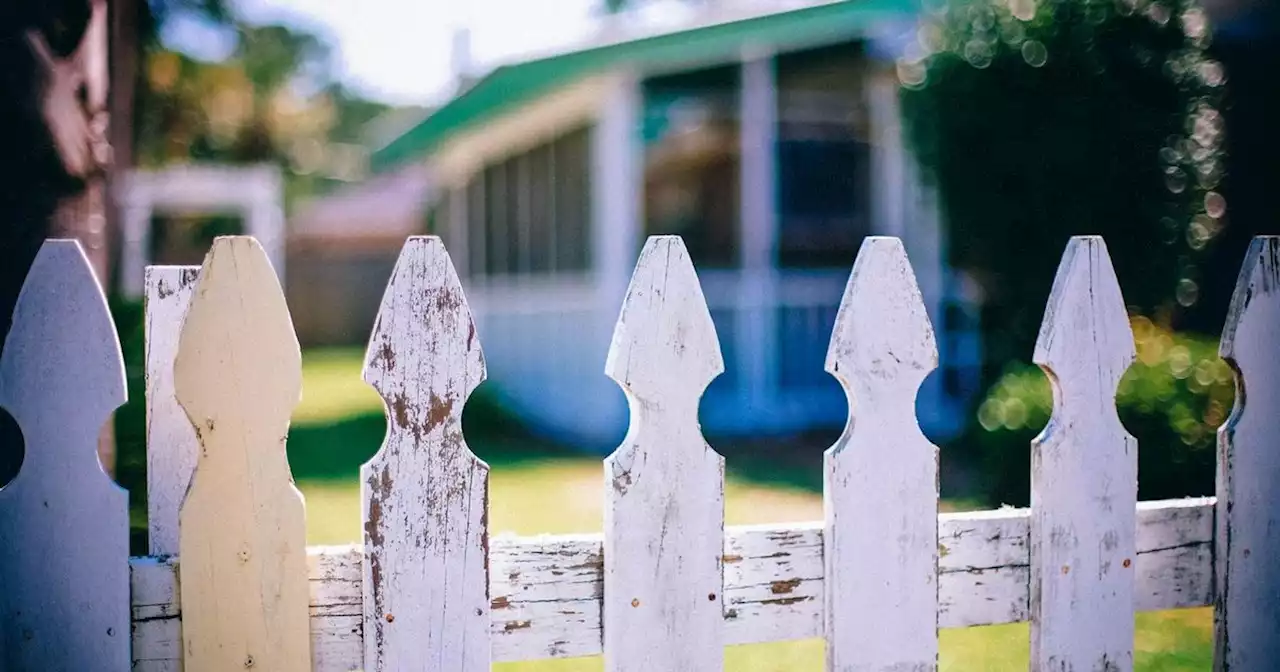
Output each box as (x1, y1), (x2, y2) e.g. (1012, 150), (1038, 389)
(0, 240), (131, 671)
(174, 236), (311, 672)
(0, 228), (1264, 670)
(823, 236), (940, 671)
(144, 265), (201, 555)
(361, 236), (490, 672)
(1030, 236), (1137, 671)
(603, 235), (726, 672)
(1214, 235), (1280, 671)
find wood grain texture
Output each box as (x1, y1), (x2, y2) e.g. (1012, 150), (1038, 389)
(823, 236), (940, 671)
(128, 498), (1215, 668)
(144, 265), (200, 556)
(603, 236), (725, 672)
(1214, 236), (1280, 671)
(0, 240), (130, 671)
(174, 236), (311, 672)
(1030, 236), (1137, 672)
(361, 236), (490, 672)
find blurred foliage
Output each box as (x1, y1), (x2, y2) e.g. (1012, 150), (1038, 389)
(900, 0), (1228, 389)
(968, 317), (1234, 506)
(135, 21), (391, 202)
(124, 2), (397, 269)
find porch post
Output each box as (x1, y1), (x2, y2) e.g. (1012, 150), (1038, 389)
(591, 71), (643, 435)
(868, 69), (907, 241)
(448, 180), (470, 279)
(868, 62), (952, 429)
(592, 71), (643, 309)
(739, 47), (780, 408)
(868, 66), (941, 322)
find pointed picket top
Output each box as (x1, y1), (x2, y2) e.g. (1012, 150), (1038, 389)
(1029, 236), (1138, 672)
(605, 235), (724, 407)
(822, 236), (940, 671)
(1033, 236), (1136, 398)
(144, 265), (201, 556)
(603, 235), (725, 672)
(174, 236), (311, 672)
(825, 236), (938, 411)
(0, 239), (130, 671)
(1214, 236), (1280, 671)
(1219, 235), (1280, 362)
(360, 236), (490, 672)
(0, 240), (127, 442)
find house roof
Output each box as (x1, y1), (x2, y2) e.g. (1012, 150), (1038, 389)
(291, 163), (433, 240)
(370, 0), (918, 173)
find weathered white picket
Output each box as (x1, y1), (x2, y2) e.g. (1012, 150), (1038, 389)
(1214, 236), (1280, 670)
(1030, 237), (1138, 671)
(361, 236), (490, 672)
(823, 237), (939, 671)
(0, 233), (1276, 672)
(603, 236), (726, 672)
(143, 265), (199, 556)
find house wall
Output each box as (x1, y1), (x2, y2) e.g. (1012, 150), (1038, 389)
(285, 237), (402, 347)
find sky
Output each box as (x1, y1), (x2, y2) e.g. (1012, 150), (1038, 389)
(163, 0), (601, 106)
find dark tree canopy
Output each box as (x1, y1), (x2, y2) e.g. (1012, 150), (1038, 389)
(900, 0), (1226, 383)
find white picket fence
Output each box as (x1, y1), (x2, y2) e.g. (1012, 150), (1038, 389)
(0, 232), (1276, 671)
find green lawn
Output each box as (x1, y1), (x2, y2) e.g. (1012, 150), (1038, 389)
(286, 348), (1212, 671)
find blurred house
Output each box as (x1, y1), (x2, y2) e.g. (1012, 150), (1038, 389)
(368, 0), (983, 447)
(287, 162), (434, 346)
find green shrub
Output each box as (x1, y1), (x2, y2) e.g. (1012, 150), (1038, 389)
(968, 317), (1233, 506)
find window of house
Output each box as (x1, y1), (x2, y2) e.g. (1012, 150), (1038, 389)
(641, 64), (742, 269)
(554, 126), (591, 273)
(459, 125), (593, 278)
(775, 41), (871, 269)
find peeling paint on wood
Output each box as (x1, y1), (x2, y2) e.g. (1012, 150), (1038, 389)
(0, 240), (131, 671)
(1214, 236), (1280, 671)
(174, 237), (311, 671)
(127, 499), (1214, 668)
(603, 236), (725, 671)
(360, 236), (489, 672)
(144, 265), (200, 555)
(823, 237), (940, 671)
(1030, 236), (1137, 672)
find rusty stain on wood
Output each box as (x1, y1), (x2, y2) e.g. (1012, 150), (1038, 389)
(770, 579), (802, 595)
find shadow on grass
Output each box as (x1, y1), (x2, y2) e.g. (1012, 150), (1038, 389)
(288, 392), (587, 483)
(710, 429), (986, 508)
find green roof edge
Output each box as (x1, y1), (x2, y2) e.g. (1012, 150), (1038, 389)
(370, 0), (919, 173)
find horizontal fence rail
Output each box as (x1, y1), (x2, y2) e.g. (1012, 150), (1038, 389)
(1, 233), (1276, 672)
(128, 498), (1214, 669)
